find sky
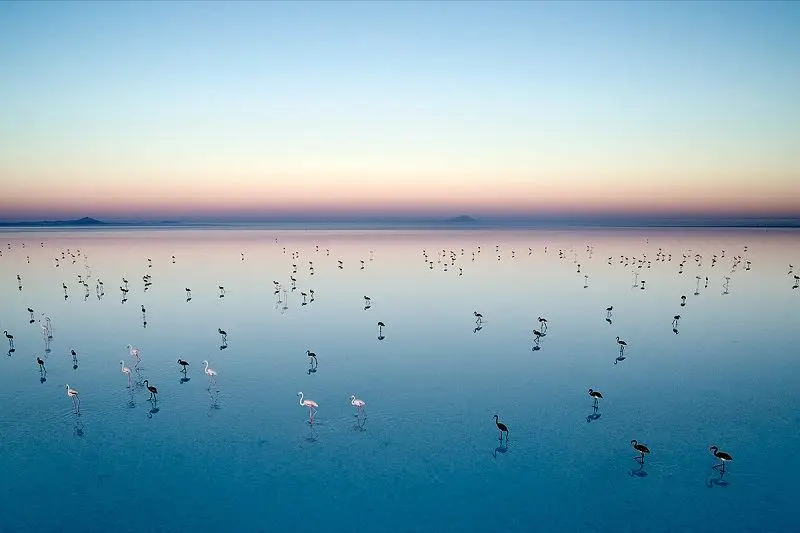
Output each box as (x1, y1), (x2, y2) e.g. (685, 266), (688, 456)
(1, 1), (799, 222)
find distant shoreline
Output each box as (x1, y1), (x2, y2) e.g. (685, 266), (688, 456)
(1, 221), (799, 230)
(2, 214), (799, 229)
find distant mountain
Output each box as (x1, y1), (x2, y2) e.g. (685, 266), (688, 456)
(445, 215), (479, 224)
(0, 216), (108, 227)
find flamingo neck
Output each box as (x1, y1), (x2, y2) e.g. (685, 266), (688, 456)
(298, 393), (304, 405)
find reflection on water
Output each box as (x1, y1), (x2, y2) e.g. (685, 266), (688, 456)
(0, 227), (799, 532)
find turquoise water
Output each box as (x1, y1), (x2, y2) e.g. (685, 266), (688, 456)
(0, 228), (798, 532)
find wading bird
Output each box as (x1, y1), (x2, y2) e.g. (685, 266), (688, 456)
(306, 350), (317, 365)
(350, 395), (366, 415)
(120, 360), (132, 386)
(65, 384), (80, 412)
(202, 360), (217, 386)
(588, 388), (603, 406)
(297, 392), (318, 423)
(709, 445), (733, 472)
(631, 440), (650, 463)
(616, 336), (628, 353)
(143, 380), (158, 400)
(494, 415), (509, 441)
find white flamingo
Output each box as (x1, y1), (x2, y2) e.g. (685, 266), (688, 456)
(297, 392), (318, 423)
(350, 394), (366, 415)
(119, 360), (132, 387)
(202, 360), (217, 386)
(39, 314), (52, 338)
(65, 384), (80, 413)
(126, 344), (141, 365)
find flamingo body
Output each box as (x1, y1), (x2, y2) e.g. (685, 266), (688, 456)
(297, 392), (319, 422)
(350, 395), (366, 413)
(494, 415), (509, 439)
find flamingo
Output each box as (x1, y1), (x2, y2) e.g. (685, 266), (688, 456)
(709, 446), (733, 472)
(65, 384), (80, 412)
(474, 311), (483, 323)
(143, 380), (158, 400)
(177, 358), (190, 371)
(306, 350), (317, 365)
(126, 344), (141, 364)
(350, 395), (366, 415)
(202, 360), (217, 386)
(120, 360), (132, 386)
(588, 388), (603, 406)
(4, 330), (14, 347)
(537, 316), (548, 331)
(36, 355), (45, 371)
(631, 440), (650, 463)
(616, 336), (627, 353)
(494, 415), (509, 440)
(297, 392), (318, 422)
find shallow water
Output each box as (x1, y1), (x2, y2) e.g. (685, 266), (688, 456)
(0, 227), (798, 532)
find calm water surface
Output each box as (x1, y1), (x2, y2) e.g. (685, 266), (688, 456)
(0, 228), (798, 532)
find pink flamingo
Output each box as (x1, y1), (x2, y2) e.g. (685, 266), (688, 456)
(119, 360), (132, 387)
(202, 360), (217, 386)
(65, 384), (80, 413)
(297, 392), (318, 423)
(350, 395), (366, 415)
(126, 344), (141, 365)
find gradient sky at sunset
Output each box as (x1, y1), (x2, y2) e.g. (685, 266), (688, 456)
(1, 1), (798, 222)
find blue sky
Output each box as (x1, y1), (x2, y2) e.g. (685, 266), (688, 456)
(1, 1), (798, 221)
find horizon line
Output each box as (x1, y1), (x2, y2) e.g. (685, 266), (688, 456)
(2, 214), (800, 229)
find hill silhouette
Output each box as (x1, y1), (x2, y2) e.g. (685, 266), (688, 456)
(0, 216), (107, 227)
